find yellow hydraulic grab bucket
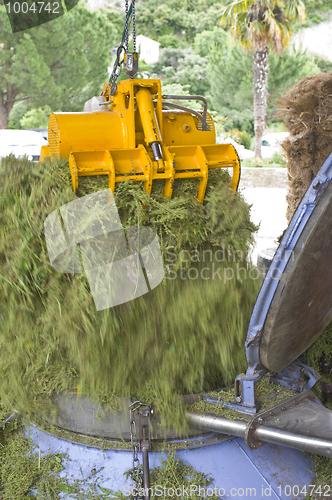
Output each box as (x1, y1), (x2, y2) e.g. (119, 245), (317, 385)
(42, 79), (240, 203)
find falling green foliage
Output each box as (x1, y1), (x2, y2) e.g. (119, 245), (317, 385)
(0, 155), (259, 432)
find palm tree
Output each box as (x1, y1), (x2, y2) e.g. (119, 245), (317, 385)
(220, 0), (305, 157)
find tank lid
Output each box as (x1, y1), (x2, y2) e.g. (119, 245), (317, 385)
(245, 152), (332, 373)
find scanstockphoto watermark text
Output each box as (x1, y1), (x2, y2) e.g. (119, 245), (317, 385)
(122, 484), (279, 497)
(166, 245), (248, 265)
(164, 245), (295, 282)
(165, 245), (257, 283)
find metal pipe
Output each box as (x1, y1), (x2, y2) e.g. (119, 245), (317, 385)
(162, 94), (208, 131)
(256, 426), (332, 458)
(161, 102), (207, 131)
(186, 412), (247, 437)
(187, 412), (332, 458)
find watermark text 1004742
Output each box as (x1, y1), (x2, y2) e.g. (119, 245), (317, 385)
(5, 2), (60, 14)
(4, 0), (79, 33)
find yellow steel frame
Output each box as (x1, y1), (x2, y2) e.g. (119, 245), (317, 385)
(43, 79), (241, 203)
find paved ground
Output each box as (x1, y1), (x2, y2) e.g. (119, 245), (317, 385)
(241, 187), (288, 265)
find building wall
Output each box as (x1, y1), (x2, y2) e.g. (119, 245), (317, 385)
(136, 34), (160, 65)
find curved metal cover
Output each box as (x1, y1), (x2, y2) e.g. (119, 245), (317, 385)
(246, 152), (332, 373)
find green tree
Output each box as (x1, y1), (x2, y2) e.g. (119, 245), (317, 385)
(19, 106), (52, 129)
(153, 47), (210, 96)
(136, 0), (227, 44)
(220, 0), (305, 157)
(159, 34), (181, 48)
(209, 40), (254, 132)
(208, 36), (318, 133)
(153, 47), (191, 73)
(0, 18), (54, 129)
(301, 0), (331, 17)
(0, 2), (117, 128)
(194, 26), (228, 57)
(267, 45), (319, 111)
(310, 54), (332, 73)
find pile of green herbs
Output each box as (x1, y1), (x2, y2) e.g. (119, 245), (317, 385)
(0, 155), (259, 431)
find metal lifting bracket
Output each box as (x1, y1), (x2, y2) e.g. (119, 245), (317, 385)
(203, 359), (320, 415)
(129, 401), (152, 500)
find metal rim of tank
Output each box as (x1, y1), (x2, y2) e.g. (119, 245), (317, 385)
(37, 392), (232, 451)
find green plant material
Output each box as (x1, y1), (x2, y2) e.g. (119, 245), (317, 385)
(224, 129), (253, 150)
(209, 38), (319, 133)
(136, 0), (226, 44)
(0, 401), (16, 425)
(189, 374), (297, 422)
(306, 322), (332, 423)
(189, 389), (252, 422)
(310, 54), (332, 74)
(148, 452), (218, 500)
(309, 455), (332, 500)
(159, 34), (182, 49)
(0, 419), (126, 499)
(306, 322), (332, 383)
(75, 168), (256, 256)
(19, 107), (52, 130)
(0, 421), (69, 499)
(239, 131), (252, 150)
(35, 420), (134, 451)
(0, 415), (221, 499)
(0, 155), (259, 432)
(153, 47), (210, 96)
(301, 0), (332, 22)
(297, 321), (332, 496)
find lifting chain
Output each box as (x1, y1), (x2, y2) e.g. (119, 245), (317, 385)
(104, 0), (138, 97)
(129, 401), (152, 500)
(123, 0), (138, 78)
(132, 0), (136, 53)
(124, 0), (129, 51)
(106, 44), (125, 96)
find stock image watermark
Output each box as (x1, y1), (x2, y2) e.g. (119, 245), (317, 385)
(166, 262), (263, 282)
(5, 0), (79, 33)
(165, 246), (249, 265)
(44, 189), (164, 311)
(122, 484), (285, 498)
(164, 246), (295, 282)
